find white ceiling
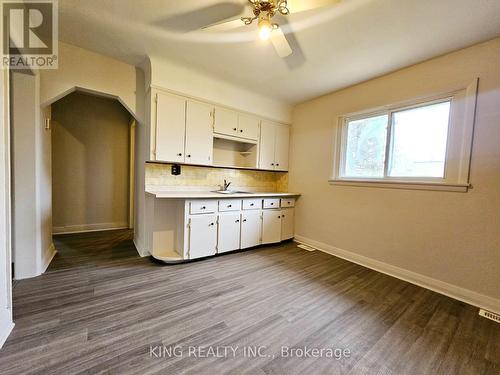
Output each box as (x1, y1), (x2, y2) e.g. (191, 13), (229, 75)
(58, 0), (500, 104)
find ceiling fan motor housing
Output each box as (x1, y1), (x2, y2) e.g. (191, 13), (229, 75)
(243, 0), (290, 26)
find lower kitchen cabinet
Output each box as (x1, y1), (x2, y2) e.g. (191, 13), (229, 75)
(262, 209), (282, 244)
(217, 212), (241, 253)
(188, 215), (217, 259)
(281, 207), (295, 241)
(240, 210), (262, 249)
(145, 194), (298, 262)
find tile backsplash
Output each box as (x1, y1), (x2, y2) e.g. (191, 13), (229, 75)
(146, 163), (288, 192)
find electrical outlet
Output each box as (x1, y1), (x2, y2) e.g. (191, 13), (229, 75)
(171, 164), (181, 176)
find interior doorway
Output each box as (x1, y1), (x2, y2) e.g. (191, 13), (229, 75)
(50, 91), (135, 235)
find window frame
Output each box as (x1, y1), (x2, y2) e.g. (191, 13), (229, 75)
(330, 79), (478, 192)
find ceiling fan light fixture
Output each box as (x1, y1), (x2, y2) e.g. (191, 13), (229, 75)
(258, 17), (273, 40)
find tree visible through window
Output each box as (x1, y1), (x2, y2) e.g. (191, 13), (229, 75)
(345, 114), (388, 178)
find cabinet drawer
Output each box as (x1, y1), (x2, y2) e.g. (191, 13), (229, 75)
(280, 198), (295, 208)
(189, 200), (217, 214)
(263, 198), (280, 209)
(218, 199), (241, 212)
(242, 199), (262, 210)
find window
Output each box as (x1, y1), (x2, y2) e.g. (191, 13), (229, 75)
(389, 101), (450, 178)
(331, 80), (478, 192)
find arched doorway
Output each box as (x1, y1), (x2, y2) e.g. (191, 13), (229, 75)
(50, 91), (135, 234)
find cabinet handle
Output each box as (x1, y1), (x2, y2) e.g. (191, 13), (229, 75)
(243, 219), (247, 222)
(278, 216), (281, 219)
(228, 204), (232, 208)
(282, 214), (285, 218)
(250, 203), (254, 206)
(209, 222), (215, 226)
(187, 154), (191, 158)
(177, 153), (182, 156)
(235, 219), (240, 223)
(240, 129), (243, 133)
(233, 127), (237, 131)
(270, 203), (274, 205)
(276, 163), (280, 166)
(271, 163), (274, 166)
(201, 206), (206, 209)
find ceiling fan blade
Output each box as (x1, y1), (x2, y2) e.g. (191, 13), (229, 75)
(271, 27), (293, 58)
(286, 0), (341, 13)
(202, 17), (245, 32)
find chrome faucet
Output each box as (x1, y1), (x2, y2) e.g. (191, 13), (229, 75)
(222, 179), (231, 191)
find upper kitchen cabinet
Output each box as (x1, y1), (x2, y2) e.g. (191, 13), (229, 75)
(153, 94), (213, 165)
(155, 92), (186, 163)
(214, 107), (238, 137)
(185, 100), (214, 166)
(274, 124), (290, 171)
(259, 121), (290, 171)
(259, 121), (276, 170)
(214, 107), (260, 141)
(150, 88), (289, 170)
(237, 114), (260, 141)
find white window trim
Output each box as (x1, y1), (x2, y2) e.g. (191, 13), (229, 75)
(330, 79), (478, 193)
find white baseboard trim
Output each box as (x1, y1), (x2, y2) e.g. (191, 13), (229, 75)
(53, 222), (129, 235)
(0, 320), (14, 349)
(40, 243), (57, 274)
(294, 235), (500, 314)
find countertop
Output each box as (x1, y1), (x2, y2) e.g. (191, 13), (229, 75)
(146, 189), (301, 199)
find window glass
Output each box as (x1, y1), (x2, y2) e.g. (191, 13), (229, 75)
(388, 101), (450, 178)
(344, 115), (388, 178)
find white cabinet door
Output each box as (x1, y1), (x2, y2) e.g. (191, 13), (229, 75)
(214, 107), (238, 137)
(281, 208), (294, 241)
(155, 93), (186, 163)
(240, 211), (262, 249)
(274, 124), (290, 171)
(217, 213), (241, 253)
(185, 100), (214, 166)
(262, 210), (282, 244)
(259, 121), (276, 170)
(238, 114), (260, 140)
(188, 215), (217, 259)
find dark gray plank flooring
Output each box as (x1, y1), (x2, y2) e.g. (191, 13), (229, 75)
(0, 229), (498, 374)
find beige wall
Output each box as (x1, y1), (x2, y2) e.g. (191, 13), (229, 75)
(11, 72), (40, 278)
(290, 38), (500, 311)
(0, 69), (13, 345)
(146, 163), (288, 193)
(40, 42), (137, 116)
(52, 92), (131, 233)
(148, 56), (292, 123)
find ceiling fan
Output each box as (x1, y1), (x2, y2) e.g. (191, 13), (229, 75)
(202, 0), (341, 58)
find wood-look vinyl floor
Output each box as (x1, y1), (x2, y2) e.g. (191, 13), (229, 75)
(0, 229), (498, 374)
